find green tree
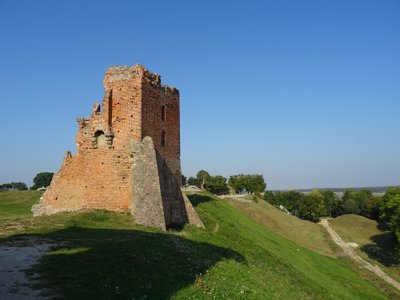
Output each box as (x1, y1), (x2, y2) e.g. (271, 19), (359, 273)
(274, 190), (304, 213)
(263, 191), (276, 204)
(342, 189), (372, 215)
(0, 183), (12, 190)
(320, 190), (340, 217)
(342, 190), (357, 214)
(228, 174), (245, 193)
(228, 174), (266, 194)
(196, 170), (210, 189)
(246, 175), (266, 194)
(187, 177), (200, 187)
(204, 175), (229, 195)
(12, 182), (28, 190)
(380, 188), (400, 247)
(292, 190), (325, 222)
(330, 196), (345, 217)
(188, 170), (228, 194)
(31, 172), (54, 190)
(181, 174), (187, 185)
(267, 190), (325, 222)
(0, 182), (28, 191)
(363, 196), (381, 220)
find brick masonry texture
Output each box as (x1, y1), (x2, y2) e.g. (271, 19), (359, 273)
(32, 64), (203, 230)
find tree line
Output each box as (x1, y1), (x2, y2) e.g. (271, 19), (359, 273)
(264, 189), (383, 222)
(0, 182), (28, 191)
(185, 170), (266, 195)
(264, 187), (400, 253)
(0, 172), (54, 191)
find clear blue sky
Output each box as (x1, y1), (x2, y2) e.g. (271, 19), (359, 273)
(1, 0), (399, 189)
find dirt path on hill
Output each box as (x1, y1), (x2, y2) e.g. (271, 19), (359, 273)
(219, 194), (252, 203)
(320, 218), (400, 290)
(0, 239), (55, 299)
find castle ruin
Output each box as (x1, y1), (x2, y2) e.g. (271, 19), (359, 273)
(32, 64), (203, 230)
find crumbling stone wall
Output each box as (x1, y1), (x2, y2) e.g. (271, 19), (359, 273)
(32, 64), (203, 230)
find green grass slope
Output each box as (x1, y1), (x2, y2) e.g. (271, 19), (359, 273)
(0, 190), (42, 219)
(224, 197), (338, 256)
(0, 191), (392, 299)
(330, 214), (400, 283)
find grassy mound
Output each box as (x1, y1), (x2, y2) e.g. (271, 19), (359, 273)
(0, 191), (394, 299)
(224, 196), (338, 256)
(0, 190), (42, 219)
(330, 214), (400, 283)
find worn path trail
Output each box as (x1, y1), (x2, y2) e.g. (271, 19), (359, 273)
(219, 194), (252, 203)
(320, 218), (400, 290)
(0, 238), (55, 299)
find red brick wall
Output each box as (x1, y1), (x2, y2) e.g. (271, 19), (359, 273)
(40, 149), (131, 212)
(36, 64), (183, 216)
(141, 75), (182, 185)
(103, 68), (143, 148)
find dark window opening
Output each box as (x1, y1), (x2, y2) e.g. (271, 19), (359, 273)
(161, 130), (166, 147)
(161, 105), (166, 122)
(108, 90), (113, 127)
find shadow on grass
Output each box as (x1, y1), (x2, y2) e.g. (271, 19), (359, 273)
(5, 227), (244, 299)
(360, 231), (399, 267)
(377, 221), (389, 231)
(187, 193), (215, 207)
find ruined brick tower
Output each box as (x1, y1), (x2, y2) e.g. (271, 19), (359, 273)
(32, 64), (203, 230)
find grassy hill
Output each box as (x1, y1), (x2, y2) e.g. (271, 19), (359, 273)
(224, 196), (338, 257)
(0, 191), (397, 299)
(329, 214), (400, 283)
(0, 190), (42, 219)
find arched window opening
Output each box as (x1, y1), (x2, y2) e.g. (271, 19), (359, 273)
(161, 130), (166, 147)
(94, 130), (106, 148)
(161, 105), (166, 123)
